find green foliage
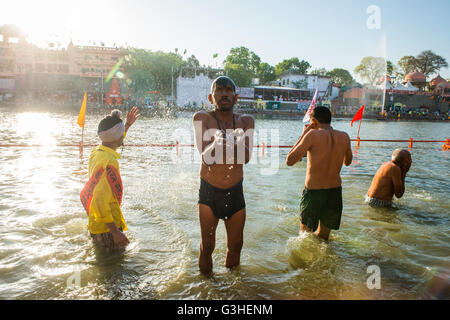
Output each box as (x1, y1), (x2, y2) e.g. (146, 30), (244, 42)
(309, 68), (328, 76)
(386, 61), (394, 76)
(397, 56), (418, 78)
(126, 48), (183, 95)
(223, 46), (263, 86)
(223, 46), (261, 76)
(224, 63), (253, 87)
(326, 68), (354, 87)
(397, 51), (447, 78)
(257, 63), (276, 85)
(128, 69), (156, 98)
(291, 79), (308, 89)
(275, 58), (311, 76)
(354, 56), (386, 85)
(414, 50), (448, 77)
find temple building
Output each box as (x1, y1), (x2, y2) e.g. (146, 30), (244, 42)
(0, 24), (128, 106)
(430, 74), (446, 91)
(403, 70), (427, 91)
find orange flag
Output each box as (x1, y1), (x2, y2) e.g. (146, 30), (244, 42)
(351, 105), (365, 127)
(77, 92), (87, 128)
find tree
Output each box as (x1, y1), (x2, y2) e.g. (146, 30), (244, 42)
(180, 54), (202, 78)
(309, 68), (328, 76)
(184, 55), (200, 68)
(224, 63), (253, 87)
(397, 56), (418, 78)
(128, 69), (156, 98)
(354, 56), (386, 85)
(386, 60), (395, 76)
(292, 79), (308, 89)
(257, 62), (276, 85)
(326, 68), (354, 87)
(223, 46), (261, 76)
(275, 58), (311, 76)
(223, 46), (262, 86)
(126, 48), (183, 96)
(414, 50), (448, 77)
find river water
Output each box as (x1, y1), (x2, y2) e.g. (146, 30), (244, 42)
(0, 108), (449, 300)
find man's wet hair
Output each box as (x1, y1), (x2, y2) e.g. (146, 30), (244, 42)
(311, 106), (332, 124)
(210, 76), (236, 93)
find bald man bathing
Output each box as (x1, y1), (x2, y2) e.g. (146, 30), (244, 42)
(366, 149), (412, 208)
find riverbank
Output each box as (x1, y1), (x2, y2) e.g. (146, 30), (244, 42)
(1, 101), (449, 122)
(236, 108), (450, 122)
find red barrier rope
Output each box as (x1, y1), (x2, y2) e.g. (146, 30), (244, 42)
(0, 139), (448, 148)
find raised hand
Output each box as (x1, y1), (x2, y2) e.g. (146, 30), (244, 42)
(125, 106), (141, 131)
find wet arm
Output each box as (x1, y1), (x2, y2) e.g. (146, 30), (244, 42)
(193, 112), (219, 164)
(392, 166), (405, 198)
(343, 134), (353, 166)
(286, 132), (312, 166)
(237, 116), (255, 164)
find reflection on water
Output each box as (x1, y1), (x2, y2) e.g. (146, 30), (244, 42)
(0, 108), (449, 299)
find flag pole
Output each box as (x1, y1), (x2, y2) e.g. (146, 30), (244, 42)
(77, 92), (87, 158)
(357, 117), (362, 139)
(80, 126), (84, 158)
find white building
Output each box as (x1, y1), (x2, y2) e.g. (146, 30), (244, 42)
(278, 71), (332, 98)
(176, 73), (213, 108)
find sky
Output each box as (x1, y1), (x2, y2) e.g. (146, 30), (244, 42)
(2, 0), (450, 80)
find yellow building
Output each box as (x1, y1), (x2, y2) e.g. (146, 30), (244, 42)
(0, 24), (128, 102)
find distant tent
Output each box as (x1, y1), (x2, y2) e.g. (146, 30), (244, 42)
(394, 81), (409, 91)
(405, 81), (418, 91)
(377, 79), (393, 90)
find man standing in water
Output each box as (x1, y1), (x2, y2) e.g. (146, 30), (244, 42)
(193, 76), (254, 275)
(286, 106), (352, 241)
(366, 149), (412, 207)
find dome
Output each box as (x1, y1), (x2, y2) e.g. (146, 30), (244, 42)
(405, 70), (426, 83)
(430, 75), (446, 87)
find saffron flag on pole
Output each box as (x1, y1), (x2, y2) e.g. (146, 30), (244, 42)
(77, 92), (87, 128)
(351, 105), (365, 127)
(303, 87), (319, 123)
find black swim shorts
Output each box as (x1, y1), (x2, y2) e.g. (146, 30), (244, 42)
(198, 179), (246, 220)
(300, 186), (343, 232)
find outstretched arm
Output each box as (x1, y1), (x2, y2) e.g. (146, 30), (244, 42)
(125, 107), (141, 133)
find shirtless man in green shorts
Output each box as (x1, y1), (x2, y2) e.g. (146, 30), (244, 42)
(286, 106), (353, 241)
(366, 149), (412, 208)
(193, 76), (254, 275)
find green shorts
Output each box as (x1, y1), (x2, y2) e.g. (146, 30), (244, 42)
(300, 186), (343, 232)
